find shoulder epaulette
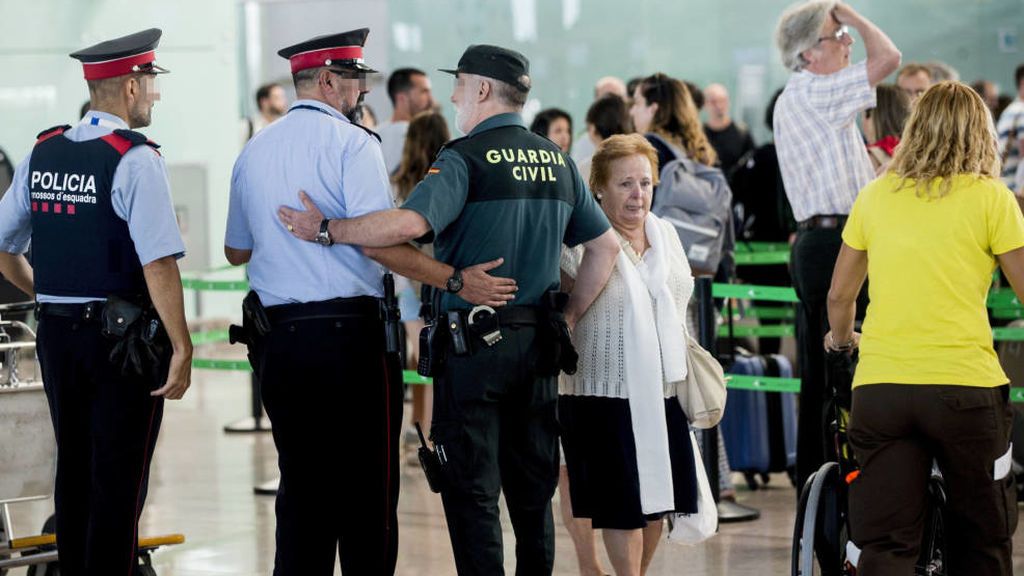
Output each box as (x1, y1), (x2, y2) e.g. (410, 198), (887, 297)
(352, 122), (381, 143)
(101, 129), (161, 156)
(35, 125), (72, 145)
(437, 134), (470, 156)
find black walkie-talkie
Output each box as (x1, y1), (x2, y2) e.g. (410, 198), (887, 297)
(417, 287), (444, 377)
(416, 422), (446, 493)
(382, 272), (401, 355)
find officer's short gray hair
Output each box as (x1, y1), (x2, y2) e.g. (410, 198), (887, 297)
(775, 0), (836, 72)
(292, 68), (319, 91)
(490, 78), (529, 109)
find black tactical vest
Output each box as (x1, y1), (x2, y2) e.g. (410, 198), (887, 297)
(28, 125), (157, 298)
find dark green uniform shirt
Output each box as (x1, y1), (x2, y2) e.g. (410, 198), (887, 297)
(402, 113), (609, 311)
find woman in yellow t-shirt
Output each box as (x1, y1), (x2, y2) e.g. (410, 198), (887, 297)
(827, 82), (1024, 575)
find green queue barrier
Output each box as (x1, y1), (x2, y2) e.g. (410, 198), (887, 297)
(734, 241), (790, 266)
(179, 270), (1024, 401)
(734, 251), (790, 266)
(189, 327), (1024, 402)
(736, 242), (790, 253)
(718, 324), (796, 338)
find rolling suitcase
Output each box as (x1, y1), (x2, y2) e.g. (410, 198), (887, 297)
(720, 351), (797, 489)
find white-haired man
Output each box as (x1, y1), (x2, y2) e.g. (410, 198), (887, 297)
(773, 0), (899, 496)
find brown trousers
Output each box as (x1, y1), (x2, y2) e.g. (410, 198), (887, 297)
(848, 384), (1017, 576)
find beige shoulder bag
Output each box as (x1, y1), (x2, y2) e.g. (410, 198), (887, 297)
(676, 334), (728, 429)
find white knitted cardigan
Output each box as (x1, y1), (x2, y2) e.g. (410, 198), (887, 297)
(560, 216), (695, 399)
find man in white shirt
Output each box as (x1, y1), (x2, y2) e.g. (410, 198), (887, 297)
(773, 0), (900, 492)
(997, 64), (1024, 195)
(376, 67), (435, 174)
(240, 82), (288, 146)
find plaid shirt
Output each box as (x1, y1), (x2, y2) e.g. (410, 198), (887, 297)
(774, 60), (876, 223)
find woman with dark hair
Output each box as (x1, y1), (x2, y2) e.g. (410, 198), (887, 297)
(862, 83), (911, 174)
(630, 73), (717, 179)
(575, 94), (632, 182)
(393, 111), (450, 202)
(392, 110), (450, 450)
(530, 107), (573, 153)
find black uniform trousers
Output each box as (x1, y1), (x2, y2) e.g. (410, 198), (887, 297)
(36, 312), (164, 576)
(791, 227), (867, 491)
(430, 325), (559, 576)
(849, 384), (1017, 576)
(250, 299), (402, 576)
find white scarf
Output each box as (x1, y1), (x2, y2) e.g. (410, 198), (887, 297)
(617, 213), (689, 513)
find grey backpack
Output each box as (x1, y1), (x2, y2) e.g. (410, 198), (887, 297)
(648, 134), (734, 274)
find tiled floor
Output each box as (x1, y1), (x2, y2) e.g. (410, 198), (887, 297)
(5, 364), (1024, 575)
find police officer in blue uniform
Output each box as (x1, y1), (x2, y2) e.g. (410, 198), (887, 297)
(225, 29), (517, 576)
(278, 44), (621, 576)
(0, 29), (192, 575)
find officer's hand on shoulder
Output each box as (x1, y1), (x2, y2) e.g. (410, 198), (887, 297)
(278, 190), (323, 242)
(458, 258), (518, 308)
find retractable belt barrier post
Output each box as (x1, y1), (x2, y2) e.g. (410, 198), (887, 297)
(695, 277), (718, 497)
(696, 277), (762, 523)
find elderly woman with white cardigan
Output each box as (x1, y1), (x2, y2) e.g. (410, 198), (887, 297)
(560, 134), (697, 576)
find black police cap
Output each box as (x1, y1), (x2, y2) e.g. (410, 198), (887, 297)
(278, 28), (377, 75)
(70, 28), (169, 80)
(439, 44), (531, 92)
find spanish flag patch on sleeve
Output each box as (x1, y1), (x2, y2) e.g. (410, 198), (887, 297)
(427, 167), (441, 175)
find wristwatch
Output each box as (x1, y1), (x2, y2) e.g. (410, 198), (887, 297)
(445, 269), (464, 294)
(315, 219), (334, 246)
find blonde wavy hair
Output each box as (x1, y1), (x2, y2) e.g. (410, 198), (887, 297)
(889, 81), (1001, 198)
(589, 133), (660, 197)
(638, 73), (718, 167)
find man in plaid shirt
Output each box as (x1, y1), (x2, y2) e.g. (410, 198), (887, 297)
(773, 1), (900, 491)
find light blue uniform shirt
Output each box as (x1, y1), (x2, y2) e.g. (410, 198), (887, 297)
(226, 100), (393, 306)
(0, 111), (186, 303)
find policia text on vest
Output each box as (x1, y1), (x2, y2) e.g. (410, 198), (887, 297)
(30, 170), (99, 206)
(484, 147), (567, 182)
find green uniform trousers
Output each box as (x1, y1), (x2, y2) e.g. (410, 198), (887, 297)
(430, 325), (559, 576)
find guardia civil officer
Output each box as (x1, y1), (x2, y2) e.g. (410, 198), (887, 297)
(278, 44), (621, 575)
(0, 29), (191, 575)
(225, 30), (517, 576)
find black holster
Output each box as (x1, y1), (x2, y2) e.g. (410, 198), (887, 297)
(230, 290), (271, 347)
(101, 295), (170, 380)
(537, 291), (578, 377)
(415, 422), (446, 493)
(416, 287), (447, 377)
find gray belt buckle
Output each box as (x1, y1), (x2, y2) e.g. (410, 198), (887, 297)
(468, 305), (502, 347)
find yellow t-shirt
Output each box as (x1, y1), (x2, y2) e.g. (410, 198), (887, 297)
(842, 173), (1024, 388)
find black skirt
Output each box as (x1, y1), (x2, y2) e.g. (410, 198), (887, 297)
(559, 394), (698, 530)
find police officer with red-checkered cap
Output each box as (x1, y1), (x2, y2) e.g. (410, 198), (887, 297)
(0, 28), (191, 575)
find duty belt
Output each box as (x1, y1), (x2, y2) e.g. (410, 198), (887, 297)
(265, 296), (381, 325)
(460, 305), (544, 348)
(36, 301), (105, 321)
(452, 305), (544, 326)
